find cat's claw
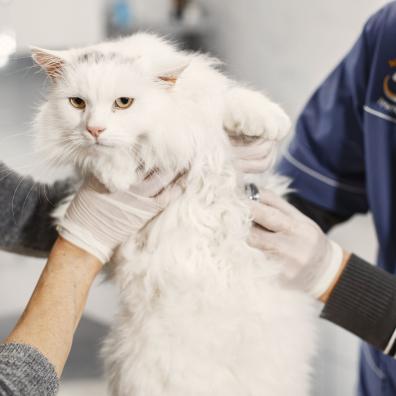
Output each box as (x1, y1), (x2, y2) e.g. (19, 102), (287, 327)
(224, 87), (291, 142)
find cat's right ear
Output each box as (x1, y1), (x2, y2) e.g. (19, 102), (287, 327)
(158, 63), (190, 87)
(31, 47), (66, 81)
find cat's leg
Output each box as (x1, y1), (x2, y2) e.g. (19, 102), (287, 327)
(223, 85), (291, 143)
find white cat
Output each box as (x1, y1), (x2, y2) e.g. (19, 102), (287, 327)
(32, 33), (316, 396)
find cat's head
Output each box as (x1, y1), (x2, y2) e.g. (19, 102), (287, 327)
(32, 33), (225, 191)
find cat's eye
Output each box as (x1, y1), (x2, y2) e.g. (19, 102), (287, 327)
(69, 97), (86, 110)
(114, 97), (134, 109)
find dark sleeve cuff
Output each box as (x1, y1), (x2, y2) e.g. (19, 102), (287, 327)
(0, 343), (59, 396)
(285, 193), (352, 233)
(320, 254), (396, 353)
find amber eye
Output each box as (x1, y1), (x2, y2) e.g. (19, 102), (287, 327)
(69, 97), (86, 110)
(114, 97), (134, 109)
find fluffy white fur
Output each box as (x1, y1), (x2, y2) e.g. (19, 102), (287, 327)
(33, 33), (316, 396)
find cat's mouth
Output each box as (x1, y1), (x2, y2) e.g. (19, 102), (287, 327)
(84, 141), (122, 155)
(93, 140), (115, 148)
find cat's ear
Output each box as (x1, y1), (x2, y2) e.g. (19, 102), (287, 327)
(158, 63), (190, 87)
(31, 47), (67, 81)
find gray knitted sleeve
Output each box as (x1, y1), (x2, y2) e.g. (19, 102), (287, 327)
(321, 254), (396, 354)
(0, 162), (75, 257)
(0, 343), (59, 395)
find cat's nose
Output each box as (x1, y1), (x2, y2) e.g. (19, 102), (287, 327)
(87, 126), (106, 138)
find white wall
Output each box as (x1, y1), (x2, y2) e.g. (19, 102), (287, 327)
(0, 0), (105, 50)
(201, 0), (389, 118)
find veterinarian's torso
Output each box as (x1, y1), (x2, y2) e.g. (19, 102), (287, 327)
(279, 4), (396, 394)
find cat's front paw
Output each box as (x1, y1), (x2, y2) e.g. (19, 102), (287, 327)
(224, 86), (291, 142)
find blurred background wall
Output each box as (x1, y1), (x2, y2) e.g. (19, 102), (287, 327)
(0, 1), (390, 395)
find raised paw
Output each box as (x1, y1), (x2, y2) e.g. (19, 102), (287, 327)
(223, 86), (291, 142)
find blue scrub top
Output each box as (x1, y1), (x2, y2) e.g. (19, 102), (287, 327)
(279, 2), (396, 275)
(279, 3), (396, 394)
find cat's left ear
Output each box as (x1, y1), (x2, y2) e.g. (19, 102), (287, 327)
(31, 47), (67, 81)
(158, 63), (190, 87)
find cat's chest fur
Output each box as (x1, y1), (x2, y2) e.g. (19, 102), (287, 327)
(103, 166), (316, 396)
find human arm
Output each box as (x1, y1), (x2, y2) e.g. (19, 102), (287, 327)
(249, 192), (396, 357)
(321, 253), (396, 356)
(0, 238), (101, 396)
(0, 161), (75, 257)
(0, 171), (183, 395)
(3, 238), (101, 376)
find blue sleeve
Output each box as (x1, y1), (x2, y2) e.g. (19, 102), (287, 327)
(278, 5), (386, 216)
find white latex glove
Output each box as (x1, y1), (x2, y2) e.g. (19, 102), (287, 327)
(230, 137), (277, 173)
(248, 190), (345, 298)
(57, 172), (183, 264)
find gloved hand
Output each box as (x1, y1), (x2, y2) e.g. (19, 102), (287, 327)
(57, 172), (183, 264)
(230, 137), (278, 173)
(247, 190), (345, 298)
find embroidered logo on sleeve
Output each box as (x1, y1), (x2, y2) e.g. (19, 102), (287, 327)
(377, 59), (396, 115)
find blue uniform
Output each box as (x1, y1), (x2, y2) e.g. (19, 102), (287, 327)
(278, 2), (396, 395)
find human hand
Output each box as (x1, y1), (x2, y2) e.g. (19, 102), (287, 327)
(230, 137), (278, 173)
(57, 171), (184, 264)
(247, 190), (346, 298)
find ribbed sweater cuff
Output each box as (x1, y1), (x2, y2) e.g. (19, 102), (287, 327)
(321, 254), (396, 351)
(0, 343), (59, 395)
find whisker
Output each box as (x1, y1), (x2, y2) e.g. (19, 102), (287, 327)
(11, 175), (27, 224)
(21, 180), (37, 214)
(42, 184), (54, 206)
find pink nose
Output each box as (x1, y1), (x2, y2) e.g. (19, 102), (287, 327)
(87, 126), (105, 138)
